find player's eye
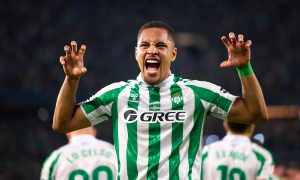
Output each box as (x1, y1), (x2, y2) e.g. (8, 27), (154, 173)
(156, 44), (167, 48)
(139, 43), (149, 48)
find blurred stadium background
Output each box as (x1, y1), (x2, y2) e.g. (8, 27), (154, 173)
(0, 0), (299, 179)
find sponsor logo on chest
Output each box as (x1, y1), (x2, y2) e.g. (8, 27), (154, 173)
(123, 108), (187, 123)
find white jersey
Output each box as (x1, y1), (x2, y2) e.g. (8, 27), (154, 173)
(80, 73), (237, 179)
(40, 135), (117, 180)
(201, 134), (275, 180)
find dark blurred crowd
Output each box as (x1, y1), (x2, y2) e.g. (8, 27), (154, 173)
(0, 0), (299, 179)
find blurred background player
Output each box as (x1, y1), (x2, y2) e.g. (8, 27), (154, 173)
(40, 127), (117, 180)
(201, 122), (275, 180)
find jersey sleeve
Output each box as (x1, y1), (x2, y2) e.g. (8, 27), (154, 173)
(80, 82), (126, 126)
(40, 150), (61, 180)
(187, 80), (238, 120)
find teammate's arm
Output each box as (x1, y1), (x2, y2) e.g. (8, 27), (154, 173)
(53, 41), (91, 133)
(220, 33), (268, 124)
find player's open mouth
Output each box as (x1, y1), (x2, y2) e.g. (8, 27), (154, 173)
(145, 59), (160, 73)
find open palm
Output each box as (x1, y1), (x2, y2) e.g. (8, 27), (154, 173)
(220, 32), (252, 68)
(59, 41), (87, 80)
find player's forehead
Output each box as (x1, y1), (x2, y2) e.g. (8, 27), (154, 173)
(138, 28), (172, 44)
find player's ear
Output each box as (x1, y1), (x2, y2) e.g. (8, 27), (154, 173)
(171, 47), (177, 62)
(249, 124), (255, 135)
(66, 132), (72, 140)
(135, 47), (138, 61)
(91, 127), (97, 136)
(223, 122), (229, 131)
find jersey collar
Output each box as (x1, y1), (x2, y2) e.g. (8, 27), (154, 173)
(223, 134), (251, 144)
(69, 135), (96, 144)
(137, 73), (174, 89)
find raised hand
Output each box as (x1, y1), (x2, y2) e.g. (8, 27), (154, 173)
(59, 41), (87, 80)
(220, 32), (252, 68)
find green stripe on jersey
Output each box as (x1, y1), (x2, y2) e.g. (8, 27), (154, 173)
(126, 85), (140, 179)
(186, 85), (206, 180)
(169, 84), (184, 179)
(187, 85), (232, 112)
(108, 85), (127, 180)
(147, 86), (161, 180)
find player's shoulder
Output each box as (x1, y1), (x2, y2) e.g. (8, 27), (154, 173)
(177, 77), (221, 90)
(94, 139), (114, 149)
(85, 81), (128, 101)
(202, 140), (223, 153)
(100, 81), (128, 92)
(42, 147), (63, 168)
(251, 142), (274, 161)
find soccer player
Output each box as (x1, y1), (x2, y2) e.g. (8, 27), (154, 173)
(53, 21), (268, 179)
(40, 127), (117, 180)
(201, 122), (275, 180)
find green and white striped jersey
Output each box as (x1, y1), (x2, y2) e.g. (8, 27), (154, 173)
(80, 74), (237, 180)
(201, 135), (275, 180)
(40, 135), (117, 180)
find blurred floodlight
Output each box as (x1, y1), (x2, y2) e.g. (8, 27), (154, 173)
(205, 134), (219, 145)
(37, 107), (49, 121)
(253, 133), (265, 144)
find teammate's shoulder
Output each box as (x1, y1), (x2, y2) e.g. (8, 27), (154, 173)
(42, 147), (63, 166)
(95, 139), (114, 147)
(251, 142), (273, 159)
(203, 140), (221, 151)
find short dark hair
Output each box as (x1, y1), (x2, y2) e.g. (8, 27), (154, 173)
(227, 122), (250, 133)
(137, 21), (176, 45)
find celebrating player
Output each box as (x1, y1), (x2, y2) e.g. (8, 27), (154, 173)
(53, 21), (268, 179)
(41, 127), (117, 180)
(201, 122), (275, 180)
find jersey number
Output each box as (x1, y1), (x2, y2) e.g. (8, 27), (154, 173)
(217, 165), (246, 180)
(69, 165), (113, 180)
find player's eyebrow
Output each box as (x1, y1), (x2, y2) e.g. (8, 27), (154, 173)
(139, 40), (167, 45)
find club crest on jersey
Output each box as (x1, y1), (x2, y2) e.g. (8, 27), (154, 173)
(131, 94), (138, 100)
(171, 93), (183, 104)
(129, 93), (139, 102)
(123, 108), (186, 123)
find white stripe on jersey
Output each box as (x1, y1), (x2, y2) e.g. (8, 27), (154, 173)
(200, 99), (228, 120)
(157, 88), (172, 179)
(179, 85), (195, 179)
(136, 87), (150, 180)
(117, 86), (131, 179)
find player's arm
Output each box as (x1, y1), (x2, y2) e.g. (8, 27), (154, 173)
(220, 33), (268, 124)
(53, 41), (91, 133)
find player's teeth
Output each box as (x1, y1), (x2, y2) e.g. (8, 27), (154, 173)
(147, 60), (158, 63)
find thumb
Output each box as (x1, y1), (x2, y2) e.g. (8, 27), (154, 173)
(81, 67), (87, 74)
(220, 60), (232, 68)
